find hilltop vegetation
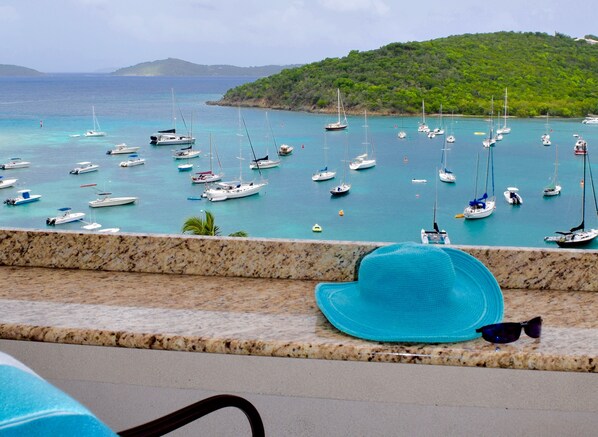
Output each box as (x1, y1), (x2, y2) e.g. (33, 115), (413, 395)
(0, 64), (43, 76)
(216, 32), (598, 118)
(112, 58), (299, 77)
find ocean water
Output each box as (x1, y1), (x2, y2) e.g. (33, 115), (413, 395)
(1, 74), (597, 248)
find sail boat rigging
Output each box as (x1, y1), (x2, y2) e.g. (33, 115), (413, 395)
(349, 111), (376, 170)
(463, 145), (496, 219)
(249, 112), (281, 170)
(203, 110), (266, 201)
(496, 88), (511, 135)
(438, 135), (456, 183)
(84, 106), (106, 137)
(312, 132), (336, 181)
(325, 88), (348, 131)
(543, 145), (562, 196)
(545, 147), (598, 247)
(330, 132), (351, 196)
(150, 89), (195, 146)
(421, 173), (451, 244)
(418, 100), (430, 133)
(191, 133), (224, 184)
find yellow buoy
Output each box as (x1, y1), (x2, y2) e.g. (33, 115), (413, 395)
(339, 210), (344, 216)
(454, 213), (465, 218)
(312, 224), (322, 232)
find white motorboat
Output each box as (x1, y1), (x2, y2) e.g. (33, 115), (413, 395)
(89, 193), (137, 208)
(544, 146), (562, 197)
(397, 131), (407, 139)
(504, 187), (523, 205)
(177, 163), (193, 172)
(84, 106), (106, 137)
(0, 176), (17, 189)
(46, 207), (85, 226)
(573, 134), (587, 155)
(446, 135), (455, 143)
(278, 144), (294, 156)
(412, 179), (427, 184)
(70, 162), (99, 174)
(582, 116), (598, 124)
(119, 154), (145, 167)
(349, 111), (376, 171)
(325, 88), (348, 131)
(4, 189), (41, 206)
(107, 143), (140, 155)
(172, 146), (201, 159)
(1, 158), (30, 169)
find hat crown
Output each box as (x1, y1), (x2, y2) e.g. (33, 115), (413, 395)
(358, 243), (456, 310)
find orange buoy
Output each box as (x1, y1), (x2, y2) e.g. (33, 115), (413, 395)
(339, 209), (344, 216)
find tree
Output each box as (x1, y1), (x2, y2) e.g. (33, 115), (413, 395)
(182, 211), (247, 237)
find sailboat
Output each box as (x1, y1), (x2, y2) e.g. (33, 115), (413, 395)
(438, 135), (456, 183)
(496, 88), (511, 135)
(312, 132), (336, 181)
(482, 99), (497, 148)
(541, 113), (552, 146)
(149, 89), (195, 146)
(203, 111), (266, 202)
(250, 113), (281, 170)
(325, 88), (348, 131)
(191, 133), (224, 184)
(446, 111), (456, 143)
(421, 175), (451, 244)
(430, 103), (445, 136)
(397, 112), (407, 139)
(330, 133), (351, 196)
(349, 111), (376, 170)
(543, 145), (562, 196)
(417, 100), (430, 133)
(84, 106), (106, 137)
(545, 147), (598, 247)
(463, 146), (496, 219)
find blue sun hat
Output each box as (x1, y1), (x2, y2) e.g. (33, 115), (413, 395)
(315, 242), (503, 343)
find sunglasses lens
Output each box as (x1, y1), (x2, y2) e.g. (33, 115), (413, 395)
(480, 323), (522, 344)
(524, 317), (542, 338)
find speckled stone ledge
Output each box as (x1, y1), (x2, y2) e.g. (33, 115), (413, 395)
(0, 228), (597, 373)
(0, 266), (596, 373)
(1, 228), (598, 290)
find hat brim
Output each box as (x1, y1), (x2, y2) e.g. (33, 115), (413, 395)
(315, 247), (503, 343)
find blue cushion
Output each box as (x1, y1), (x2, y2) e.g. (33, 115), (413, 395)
(0, 364), (116, 436)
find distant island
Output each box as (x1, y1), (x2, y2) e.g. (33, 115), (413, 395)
(215, 32), (598, 118)
(111, 58), (300, 77)
(0, 64), (43, 76)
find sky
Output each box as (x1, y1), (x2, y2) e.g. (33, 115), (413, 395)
(0, 0), (594, 73)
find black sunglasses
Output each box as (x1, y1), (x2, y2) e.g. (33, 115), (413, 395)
(476, 316), (542, 344)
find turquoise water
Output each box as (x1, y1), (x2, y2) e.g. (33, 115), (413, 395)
(1, 75), (597, 248)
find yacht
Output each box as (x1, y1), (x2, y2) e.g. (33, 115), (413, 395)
(107, 143), (140, 155)
(89, 193), (137, 208)
(70, 162), (99, 174)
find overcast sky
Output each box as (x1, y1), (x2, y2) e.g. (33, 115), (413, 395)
(0, 0), (594, 72)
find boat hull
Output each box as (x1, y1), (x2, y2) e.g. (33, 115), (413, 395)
(46, 212), (86, 226)
(250, 160), (280, 170)
(89, 197), (137, 208)
(555, 230), (598, 248)
(330, 183), (351, 196)
(0, 178), (17, 189)
(421, 229), (451, 245)
(312, 171), (336, 182)
(463, 200), (496, 219)
(204, 182), (265, 201)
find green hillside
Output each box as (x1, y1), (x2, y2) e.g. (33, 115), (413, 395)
(111, 58), (299, 77)
(216, 32), (598, 117)
(0, 64), (43, 76)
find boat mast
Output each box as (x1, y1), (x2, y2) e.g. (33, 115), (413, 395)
(336, 89), (341, 124)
